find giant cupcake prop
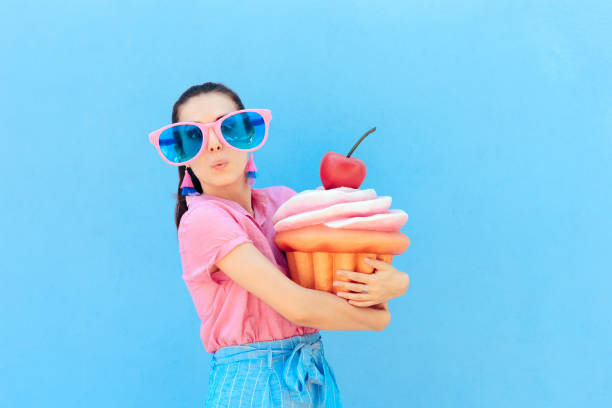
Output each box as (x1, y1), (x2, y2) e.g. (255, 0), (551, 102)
(273, 127), (410, 294)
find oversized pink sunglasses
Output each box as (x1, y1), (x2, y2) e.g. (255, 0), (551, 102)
(148, 108), (271, 166)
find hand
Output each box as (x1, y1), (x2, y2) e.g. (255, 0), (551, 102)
(370, 301), (389, 311)
(333, 257), (410, 307)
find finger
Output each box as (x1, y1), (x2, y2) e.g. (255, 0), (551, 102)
(348, 299), (377, 307)
(333, 280), (368, 293)
(363, 257), (392, 269)
(336, 291), (370, 301)
(336, 269), (372, 283)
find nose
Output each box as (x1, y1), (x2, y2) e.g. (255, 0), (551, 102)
(207, 128), (223, 152)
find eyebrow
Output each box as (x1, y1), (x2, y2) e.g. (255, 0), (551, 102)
(192, 112), (231, 124)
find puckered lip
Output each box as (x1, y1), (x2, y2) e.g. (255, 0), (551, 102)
(211, 159), (228, 167)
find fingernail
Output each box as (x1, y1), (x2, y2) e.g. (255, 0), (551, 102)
(333, 281), (339, 286)
(364, 258), (370, 263)
(337, 270), (344, 275)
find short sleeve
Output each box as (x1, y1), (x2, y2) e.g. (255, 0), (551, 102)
(178, 204), (254, 282)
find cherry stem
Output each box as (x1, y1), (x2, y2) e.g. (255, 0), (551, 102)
(347, 126), (376, 158)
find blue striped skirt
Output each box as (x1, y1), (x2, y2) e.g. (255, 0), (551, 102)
(203, 332), (343, 407)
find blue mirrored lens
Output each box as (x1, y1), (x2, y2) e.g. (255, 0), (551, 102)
(159, 125), (202, 163)
(220, 112), (265, 149)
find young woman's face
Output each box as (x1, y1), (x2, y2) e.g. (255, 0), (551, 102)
(177, 92), (249, 191)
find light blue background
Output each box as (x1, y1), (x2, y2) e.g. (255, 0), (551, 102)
(1, 1), (610, 407)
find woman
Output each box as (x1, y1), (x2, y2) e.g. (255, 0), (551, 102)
(148, 82), (410, 407)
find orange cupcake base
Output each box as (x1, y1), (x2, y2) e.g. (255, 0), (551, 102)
(274, 224), (410, 294)
(285, 251), (395, 294)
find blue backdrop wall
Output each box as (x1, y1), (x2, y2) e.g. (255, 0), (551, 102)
(1, 1), (610, 407)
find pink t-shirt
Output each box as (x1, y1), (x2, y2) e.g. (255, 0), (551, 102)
(178, 185), (319, 353)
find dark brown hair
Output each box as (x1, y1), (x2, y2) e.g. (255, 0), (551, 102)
(171, 82), (245, 230)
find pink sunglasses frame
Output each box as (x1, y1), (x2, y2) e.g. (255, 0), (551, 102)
(148, 108), (272, 166)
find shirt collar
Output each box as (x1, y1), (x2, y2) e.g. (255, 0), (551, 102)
(186, 187), (268, 225)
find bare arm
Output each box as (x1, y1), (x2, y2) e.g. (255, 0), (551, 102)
(215, 242), (391, 332)
(294, 286), (391, 331)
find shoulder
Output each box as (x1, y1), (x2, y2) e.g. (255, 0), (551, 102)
(177, 201), (254, 282)
(178, 201), (242, 236)
(180, 201), (227, 223)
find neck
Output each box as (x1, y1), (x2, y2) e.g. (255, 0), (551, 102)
(201, 176), (253, 216)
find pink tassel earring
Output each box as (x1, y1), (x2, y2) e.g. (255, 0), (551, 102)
(181, 167), (200, 196)
(245, 152), (257, 186)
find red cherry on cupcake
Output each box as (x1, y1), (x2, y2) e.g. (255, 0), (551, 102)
(320, 127), (376, 189)
(320, 152), (365, 189)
